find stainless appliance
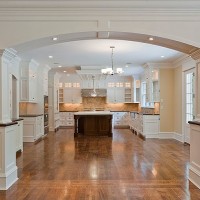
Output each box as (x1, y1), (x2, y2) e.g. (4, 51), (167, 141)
(44, 95), (49, 134)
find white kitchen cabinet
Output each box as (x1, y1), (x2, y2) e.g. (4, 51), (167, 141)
(64, 88), (82, 103)
(16, 120), (23, 152)
(143, 115), (160, 138)
(59, 112), (74, 127)
(22, 115), (44, 142)
(107, 88), (124, 103)
(20, 60), (38, 103)
(129, 113), (160, 138)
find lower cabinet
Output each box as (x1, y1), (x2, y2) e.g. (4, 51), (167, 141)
(16, 120), (23, 152)
(59, 112), (74, 127)
(143, 115), (160, 138)
(129, 113), (160, 138)
(22, 115), (44, 142)
(112, 112), (130, 127)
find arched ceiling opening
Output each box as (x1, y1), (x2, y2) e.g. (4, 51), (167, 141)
(14, 31), (199, 76)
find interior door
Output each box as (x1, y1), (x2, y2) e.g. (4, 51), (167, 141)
(184, 68), (195, 144)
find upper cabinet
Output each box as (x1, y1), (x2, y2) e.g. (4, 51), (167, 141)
(59, 81), (82, 104)
(19, 60), (38, 103)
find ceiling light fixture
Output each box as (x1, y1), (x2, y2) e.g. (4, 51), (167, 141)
(101, 46), (123, 75)
(149, 37), (154, 41)
(58, 65), (62, 68)
(161, 55), (165, 58)
(63, 70), (66, 73)
(48, 55), (53, 59)
(91, 75), (97, 97)
(52, 37), (58, 41)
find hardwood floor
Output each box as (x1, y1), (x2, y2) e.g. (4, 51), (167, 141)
(0, 128), (200, 199)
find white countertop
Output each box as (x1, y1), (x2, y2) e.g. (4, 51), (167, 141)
(74, 111), (113, 115)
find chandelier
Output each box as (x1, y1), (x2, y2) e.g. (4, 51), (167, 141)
(101, 46), (123, 75)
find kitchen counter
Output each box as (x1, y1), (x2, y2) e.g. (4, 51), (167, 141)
(19, 114), (43, 117)
(74, 111), (113, 115)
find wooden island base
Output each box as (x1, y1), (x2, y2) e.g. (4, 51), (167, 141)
(74, 112), (113, 137)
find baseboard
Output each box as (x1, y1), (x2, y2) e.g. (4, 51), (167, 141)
(158, 132), (174, 139)
(173, 132), (184, 143)
(146, 134), (159, 139)
(158, 132), (184, 143)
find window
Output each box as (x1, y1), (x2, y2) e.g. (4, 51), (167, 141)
(186, 72), (195, 122)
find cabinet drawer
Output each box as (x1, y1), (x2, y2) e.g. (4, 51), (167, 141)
(66, 121), (74, 126)
(66, 112), (74, 117)
(66, 116), (74, 120)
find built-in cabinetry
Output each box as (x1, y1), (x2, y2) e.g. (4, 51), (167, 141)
(143, 115), (160, 138)
(129, 113), (160, 138)
(64, 88), (82, 103)
(59, 82), (81, 104)
(112, 112), (130, 127)
(19, 60), (38, 103)
(22, 115), (44, 142)
(59, 112), (74, 127)
(16, 120), (23, 152)
(107, 87), (124, 103)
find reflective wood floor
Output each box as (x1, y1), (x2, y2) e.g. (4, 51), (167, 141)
(1, 128), (200, 199)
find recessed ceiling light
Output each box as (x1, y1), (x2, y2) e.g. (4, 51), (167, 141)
(149, 37), (154, 41)
(63, 71), (66, 73)
(48, 55), (53, 59)
(161, 55), (165, 58)
(58, 65), (62, 68)
(52, 37), (58, 41)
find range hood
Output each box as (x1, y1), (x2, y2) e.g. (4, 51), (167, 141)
(81, 89), (107, 97)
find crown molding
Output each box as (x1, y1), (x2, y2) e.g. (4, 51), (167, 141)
(1, 1), (200, 10)
(1, 1), (200, 21)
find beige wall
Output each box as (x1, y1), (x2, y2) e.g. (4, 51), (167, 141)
(160, 68), (174, 132)
(174, 66), (183, 135)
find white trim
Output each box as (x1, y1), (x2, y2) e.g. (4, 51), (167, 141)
(189, 165), (200, 189)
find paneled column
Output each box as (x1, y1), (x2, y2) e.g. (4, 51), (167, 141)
(0, 49), (17, 123)
(190, 49), (200, 121)
(189, 49), (200, 189)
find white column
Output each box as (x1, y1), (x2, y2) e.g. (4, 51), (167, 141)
(189, 49), (200, 189)
(0, 49), (17, 123)
(190, 49), (200, 120)
(0, 124), (18, 190)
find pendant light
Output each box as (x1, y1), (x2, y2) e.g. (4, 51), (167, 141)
(91, 75), (97, 97)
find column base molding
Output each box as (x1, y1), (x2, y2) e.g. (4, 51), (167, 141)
(189, 165), (200, 189)
(0, 166), (18, 190)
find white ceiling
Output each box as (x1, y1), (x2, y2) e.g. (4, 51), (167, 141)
(19, 39), (184, 76)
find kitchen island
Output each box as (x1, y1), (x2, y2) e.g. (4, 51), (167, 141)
(74, 111), (113, 137)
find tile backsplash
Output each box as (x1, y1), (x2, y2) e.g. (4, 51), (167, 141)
(59, 97), (139, 111)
